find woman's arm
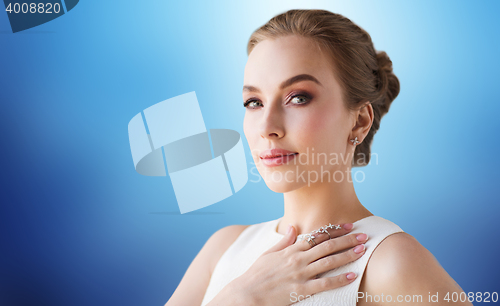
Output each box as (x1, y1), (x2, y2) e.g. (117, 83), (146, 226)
(358, 232), (473, 306)
(164, 224), (249, 306)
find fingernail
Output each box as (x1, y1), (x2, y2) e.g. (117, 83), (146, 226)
(344, 223), (353, 230)
(353, 244), (365, 254)
(287, 224), (292, 234)
(346, 272), (357, 280)
(356, 233), (368, 241)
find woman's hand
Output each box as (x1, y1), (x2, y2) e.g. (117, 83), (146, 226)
(210, 223), (368, 306)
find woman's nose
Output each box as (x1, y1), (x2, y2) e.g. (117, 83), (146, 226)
(259, 105), (285, 140)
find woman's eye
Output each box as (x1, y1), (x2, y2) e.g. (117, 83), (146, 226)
(243, 100), (262, 108)
(289, 94), (310, 105)
(243, 93), (311, 109)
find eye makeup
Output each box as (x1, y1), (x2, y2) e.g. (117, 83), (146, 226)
(243, 90), (313, 109)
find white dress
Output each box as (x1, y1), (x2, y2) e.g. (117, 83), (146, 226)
(201, 215), (404, 306)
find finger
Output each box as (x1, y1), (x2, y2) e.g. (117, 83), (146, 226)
(262, 224), (297, 255)
(323, 223), (354, 239)
(293, 223), (355, 252)
(303, 272), (358, 296)
(306, 243), (367, 277)
(304, 233), (368, 263)
(305, 223), (355, 246)
(291, 231), (321, 253)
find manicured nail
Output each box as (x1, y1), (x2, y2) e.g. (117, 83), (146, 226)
(353, 244), (365, 254)
(287, 224), (292, 234)
(346, 272), (357, 280)
(356, 233), (368, 241)
(344, 223), (353, 230)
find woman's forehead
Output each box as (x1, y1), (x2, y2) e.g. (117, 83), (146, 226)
(243, 37), (336, 92)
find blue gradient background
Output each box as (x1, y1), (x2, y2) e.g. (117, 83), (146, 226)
(1, 1), (499, 305)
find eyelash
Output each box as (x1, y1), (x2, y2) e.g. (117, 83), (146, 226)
(243, 92), (312, 109)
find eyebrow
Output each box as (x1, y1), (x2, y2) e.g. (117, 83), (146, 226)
(242, 74), (323, 93)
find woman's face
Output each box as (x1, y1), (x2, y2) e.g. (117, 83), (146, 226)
(243, 35), (355, 193)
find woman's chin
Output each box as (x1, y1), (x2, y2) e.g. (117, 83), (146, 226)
(256, 166), (307, 193)
(263, 179), (303, 193)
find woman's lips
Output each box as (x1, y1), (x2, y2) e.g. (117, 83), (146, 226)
(259, 149), (299, 167)
(260, 153), (298, 167)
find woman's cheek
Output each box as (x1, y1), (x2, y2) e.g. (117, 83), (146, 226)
(296, 107), (333, 137)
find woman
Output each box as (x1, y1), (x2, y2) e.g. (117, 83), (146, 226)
(166, 9), (471, 306)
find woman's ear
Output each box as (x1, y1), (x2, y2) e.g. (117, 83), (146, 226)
(351, 102), (374, 141)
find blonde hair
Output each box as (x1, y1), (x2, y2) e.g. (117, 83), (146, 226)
(247, 9), (400, 167)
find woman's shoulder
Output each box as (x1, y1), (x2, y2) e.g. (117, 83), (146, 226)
(358, 232), (470, 305)
(165, 223), (251, 306)
(363, 232), (429, 280)
(206, 224), (251, 275)
(207, 218), (278, 274)
(211, 224), (251, 252)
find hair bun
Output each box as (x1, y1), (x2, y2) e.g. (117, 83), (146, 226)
(375, 51), (400, 116)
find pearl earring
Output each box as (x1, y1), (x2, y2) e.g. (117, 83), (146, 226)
(350, 136), (361, 146)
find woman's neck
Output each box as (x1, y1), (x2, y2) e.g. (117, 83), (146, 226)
(277, 178), (373, 236)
